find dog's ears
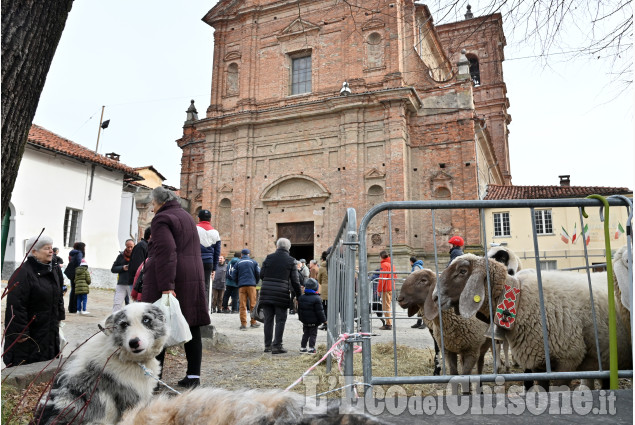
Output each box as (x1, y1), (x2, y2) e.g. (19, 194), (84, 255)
(459, 271), (485, 318)
(101, 314), (114, 336)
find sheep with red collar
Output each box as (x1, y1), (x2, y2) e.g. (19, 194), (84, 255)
(432, 254), (631, 389)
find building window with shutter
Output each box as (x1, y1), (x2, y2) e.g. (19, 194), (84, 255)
(493, 212), (510, 237)
(291, 55), (311, 95)
(64, 208), (82, 247)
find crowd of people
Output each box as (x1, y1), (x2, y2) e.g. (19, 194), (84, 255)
(3, 185), (465, 390)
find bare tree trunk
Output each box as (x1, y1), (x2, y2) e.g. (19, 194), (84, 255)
(1, 0), (74, 218)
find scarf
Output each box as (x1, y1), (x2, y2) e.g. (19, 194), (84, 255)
(304, 289), (319, 295)
(123, 250), (132, 262)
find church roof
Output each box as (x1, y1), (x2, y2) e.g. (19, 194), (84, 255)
(28, 124), (141, 180)
(484, 184), (631, 200)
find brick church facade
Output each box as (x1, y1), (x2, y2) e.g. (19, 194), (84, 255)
(176, 0), (511, 266)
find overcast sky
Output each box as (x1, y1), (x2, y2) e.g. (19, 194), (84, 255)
(33, 0), (633, 190)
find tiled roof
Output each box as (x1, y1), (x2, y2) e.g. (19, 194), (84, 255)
(485, 184), (632, 200)
(28, 124), (141, 179)
(133, 165), (167, 181)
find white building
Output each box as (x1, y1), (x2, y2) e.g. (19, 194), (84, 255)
(2, 125), (142, 288)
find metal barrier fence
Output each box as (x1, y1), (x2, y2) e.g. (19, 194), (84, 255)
(349, 197), (633, 392)
(324, 208), (358, 400)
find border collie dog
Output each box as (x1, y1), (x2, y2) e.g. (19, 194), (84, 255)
(32, 303), (167, 425)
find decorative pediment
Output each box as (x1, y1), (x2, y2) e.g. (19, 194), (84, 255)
(430, 171), (454, 195)
(430, 171), (453, 183)
(261, 176), (329, 204)
(224, 51), (241, 62)
(362, 19), (385, 31)
(218, 184), (233, 193)
(365, 168), (386, 179)
(194, 193), (203, 201)
(277, 18), (320, 41)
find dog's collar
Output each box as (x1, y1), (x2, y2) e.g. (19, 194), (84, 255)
(494, 281), (521, 330)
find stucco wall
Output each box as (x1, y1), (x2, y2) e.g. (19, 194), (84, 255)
(2, 147), (126, 288)
(485, 202), (632, 270)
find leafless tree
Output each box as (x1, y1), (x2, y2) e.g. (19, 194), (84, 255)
(431, 0), (632, 81)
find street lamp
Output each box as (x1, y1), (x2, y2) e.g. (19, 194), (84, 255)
(339, 81), (351, 96)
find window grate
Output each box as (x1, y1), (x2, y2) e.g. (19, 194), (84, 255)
(64, 208), (82, 247)
(291, 56), (312, 95)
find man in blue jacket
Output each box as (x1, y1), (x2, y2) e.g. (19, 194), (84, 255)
(233, 249), (260, 330)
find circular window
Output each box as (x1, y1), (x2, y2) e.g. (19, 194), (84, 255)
(368, 32), (381, 45)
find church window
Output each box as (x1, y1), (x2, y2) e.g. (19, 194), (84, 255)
(219, 198), (232, 236)
(467, 55), (480, 86)
(226, 63), (239, 96)
(291, 55), (312, 95)
(366, 32), (383, 68)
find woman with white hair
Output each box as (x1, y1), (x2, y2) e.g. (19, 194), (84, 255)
(3, 235), (66, 366)
(259, 238), (302, 354)
(142, 187), (210, 388)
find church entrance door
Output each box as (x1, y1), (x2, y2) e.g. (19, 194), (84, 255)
(277, 221), (314, 262)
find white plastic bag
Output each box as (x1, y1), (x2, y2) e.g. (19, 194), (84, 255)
(59, 322), (68, 352)
(153, 293), (192, 347)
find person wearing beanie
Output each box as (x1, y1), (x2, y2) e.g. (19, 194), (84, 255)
(222, 251), (241, 313)
(232, 248), (260, 330)
(196, 209), (221, 314)
(297, 278), (326, 354)
(74, 258), (91, 315)
(447, 235), (465, 266)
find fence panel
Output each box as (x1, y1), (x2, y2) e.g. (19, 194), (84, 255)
(354, 198), (632, 391)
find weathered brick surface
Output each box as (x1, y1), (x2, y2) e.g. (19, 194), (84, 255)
(177, 0), (510, 266)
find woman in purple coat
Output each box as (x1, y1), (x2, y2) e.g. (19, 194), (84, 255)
(142, 187), (210, 389)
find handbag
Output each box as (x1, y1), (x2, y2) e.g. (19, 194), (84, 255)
(250, 293), (265, 323)
(153, 294), (192, 347)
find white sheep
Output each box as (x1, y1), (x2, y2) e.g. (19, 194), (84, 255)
(487, 245), (522, 275)
(432, 254), (632, 388)
(397, 269), (491, 378)
(612, 245), (632, 340)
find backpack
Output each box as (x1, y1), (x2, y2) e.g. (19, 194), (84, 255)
(226, 261), (236, 281)
(133, 259), (147, 294)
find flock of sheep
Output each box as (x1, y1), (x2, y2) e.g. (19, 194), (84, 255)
(396, 245), (632, 391)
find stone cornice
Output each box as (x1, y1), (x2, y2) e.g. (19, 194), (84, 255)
(194, 87), (423, 132)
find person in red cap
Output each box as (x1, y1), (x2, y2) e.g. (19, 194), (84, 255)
(447, 235), (465, 266)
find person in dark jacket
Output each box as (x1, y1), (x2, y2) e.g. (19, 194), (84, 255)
(259, 238), (302, 354)
(196, 209), (221, 310)
(211, 255), (227, 313)
(222, 252), (240, 313)
(4, 235), (65, 366)
(142, 187), (210, 389)
(233, 249), (260, 330)
(74, 258), (91, 315)
(128, 227), (151, 284)
(63, 241), (85, 313)
(111, 239), (134, 313)
(297, 278), (326, 354)
(447, 235), (465, 266)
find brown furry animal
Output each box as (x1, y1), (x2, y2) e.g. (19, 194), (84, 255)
(397, 269), (491, 377)
(119, 387), (385, 425)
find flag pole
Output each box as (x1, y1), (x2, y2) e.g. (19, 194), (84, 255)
(89, 105), (105, 200)
(95, 105), (105, 153)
